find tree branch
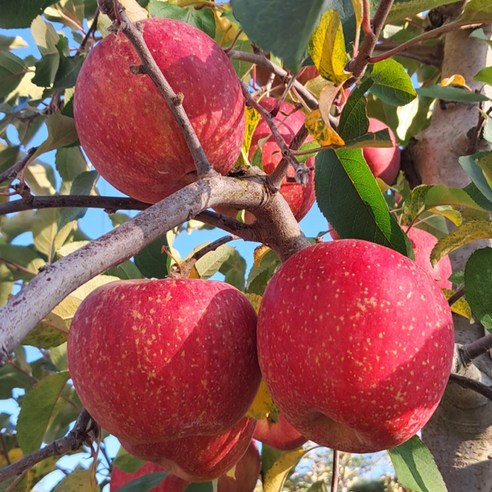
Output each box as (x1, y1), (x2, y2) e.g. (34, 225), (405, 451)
(0, 174), (309, 364)
(458, 334), (492, 367)
(101, 1), (213, 177)
(448, 374), (492, 401)
(0, 410), (95, 484)
(0, 148), (38, 187)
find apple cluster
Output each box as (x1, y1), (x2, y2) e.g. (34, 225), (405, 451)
(69, 16), (455, 489)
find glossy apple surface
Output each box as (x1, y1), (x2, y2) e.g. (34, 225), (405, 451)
(249, 98), (315, 221)
(257, 240), (454, 453)
(407, 227), (452, 290)
(68, 278), (260, 480)
(363, 118), (400, 185)
(75, 18), (244, 203)
(254, 414), (306, 450)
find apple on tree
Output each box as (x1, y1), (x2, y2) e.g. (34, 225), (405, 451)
(253, 414), (307, 451)
(110, 441), (260, 492)
(363, 118), (401, 185)
(67, 278), (260, 481)
(74, 17), (245, 203)
(257, 239), (454, 453)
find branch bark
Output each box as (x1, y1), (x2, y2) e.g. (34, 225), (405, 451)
(0, 174), (309, 364)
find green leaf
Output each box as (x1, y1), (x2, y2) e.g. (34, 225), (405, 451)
(459, 152), (492, 203)
(461, 0), (492, 22)
(0, 51), (29, 99)
(117, 472), (167, 492)
(31, 15), (59, 56)
(185, 483), (215, 492)
(308, 9), (350, 84)
(17, 371), (70, 454)
(32, 113), (78, 160)
(53, 468), (100, 491)
(368, 59), (416, 106)
(24, 161), (57, 195)
(1, 210), (36, 242)
(0, 34), (27, 50)
(231, 0), (355, 72)
(219, 249), (247, 291)
(33, 208), (59, 260)
(389, 436), (447, 492)
(247, 249), (281, 295)
(193, 244), (238, 279)
(59, 170), (98, 227)
(474, 66), (492, 85)
(106, 261), (143, 280)
(55, 146), (89, 183)
(315, 148), (410, 256)
(402, 184), (486, 225)
(338, 79), (371, 141)
(431, 219), (492, 265)
(53, 54), (84, 90)
(484, 117), (492, 144)
(0, 364), (33, 399)
(148, 2), (216, 38)
(113, 448), (145, 473)
(0, 0), (58, 28)
(0, 244), (43, 279)
(0, 144), (20, 174)
(464, 182), (492, 212)
(0, 263), (14, 308)
(417, 85), (489, 103)
(134, 235), (169, 279)
(464, 248), (492, 333)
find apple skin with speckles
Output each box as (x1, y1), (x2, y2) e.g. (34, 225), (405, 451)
(257, 240), (454, 453)
(248, 98), (315, 221)
(253, 414), (307, 450)
(74, 18), (244, 204)
(363, 118), (400, 185)
(406, 227), (452, 290)
(110, 441), (260, 491)
(68, 278), (260, 481)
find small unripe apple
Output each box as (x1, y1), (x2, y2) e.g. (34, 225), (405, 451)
(68, 278), (260, 480)
(254, 414), (306, 450)
(406, 227), (452, 290)
(74, 18), (245, 203)
(363, 118), (400, 185)
(110, 441), (260, 491)
(257, 240), (454, 453)
(249, 98), (315, 221)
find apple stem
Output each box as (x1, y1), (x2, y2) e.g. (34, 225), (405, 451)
(331, 448), (340, 492)
(0, 409), (96, 483)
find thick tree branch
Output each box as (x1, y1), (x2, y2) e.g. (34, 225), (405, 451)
(0, 174), (309, 364)
(0, 410), (95, 484)
(101, 1), (213, 176)
(458, 334), (492, 367)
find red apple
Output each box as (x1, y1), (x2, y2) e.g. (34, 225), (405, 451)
(257, 240), (454, 453)
(249, 98), (315, 221)
(68, 278), (260, 480)
(363, 118), (400, 185)
(74, 18), (244, 203)
(254, 414), (306, 450)
(110, 441), (260, 491)
(407, 227), (452, 290)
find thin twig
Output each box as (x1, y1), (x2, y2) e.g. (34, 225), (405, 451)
(0, 148), (38, 186)
(80, 9), (100, 51)
(0, 410), (95, 483)
(241, 84), (310, 186)
(459, 334), (492, 366)
(105, 2), (213, 176)
(345, 0), (394, 84)
(331, 449), (340, 492)
(227, 50), (319, 110)
(447, 286), (465, 307)
(369, 19), (492, 64)
(449, 373), (492, 401)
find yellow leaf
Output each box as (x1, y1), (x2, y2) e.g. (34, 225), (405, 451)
(254, 245), (271, 267)
(245, 293), (262, 314)
(53, 468), (99, 491)
(443, 289), (473, 320)
(318, 83), (342, 126)
(264, 448), (308, 492)
(440, 74), (471, 90)
(305, 110), (345, 146)
(308, 10), (351, 85)
(238, 106), (261, 166)
(245, 379), (277, 420)
(351, 0), (363, 31)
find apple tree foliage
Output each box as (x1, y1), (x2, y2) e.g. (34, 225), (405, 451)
(0, 0), (491, 491)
